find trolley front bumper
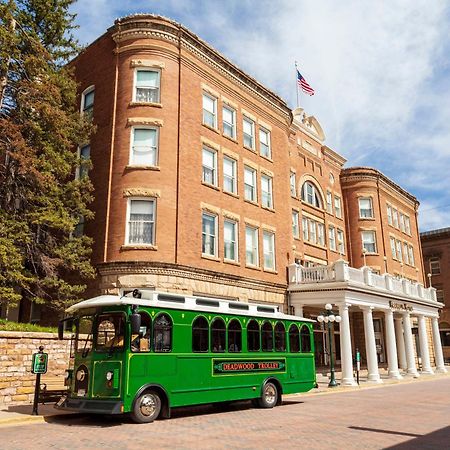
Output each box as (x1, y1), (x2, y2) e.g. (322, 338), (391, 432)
(55, 396), (123, 414)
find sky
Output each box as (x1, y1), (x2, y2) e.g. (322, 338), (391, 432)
(70, 0), (450, 232)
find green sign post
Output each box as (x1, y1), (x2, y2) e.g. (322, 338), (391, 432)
(32, 346), (47, 415)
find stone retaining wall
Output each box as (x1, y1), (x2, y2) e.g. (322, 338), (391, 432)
(0, 331), (71, 406)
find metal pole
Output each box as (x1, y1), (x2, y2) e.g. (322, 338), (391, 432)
(328, 320), (337, 387)
(31, 346), (44, 415)
(295, 61), (300, 108)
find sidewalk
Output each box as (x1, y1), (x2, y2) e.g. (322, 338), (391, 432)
(1, 367), (449, 427)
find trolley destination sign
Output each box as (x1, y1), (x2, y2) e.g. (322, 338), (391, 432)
(213, 359), (286, 374)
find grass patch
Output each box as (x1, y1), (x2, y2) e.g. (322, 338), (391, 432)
(0, 319), (58, 333)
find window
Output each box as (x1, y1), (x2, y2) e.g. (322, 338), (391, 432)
(430, 257), (440, 275)
(301, 181), (322, 208)
(243, 117), (255, 149)
(396, 240), (403, 262)
(334, 196), (342, 218)
(302, 216), (325, 246)
(337, 229), (345, 254)
(202, 93), (217, 128)
(211, 318), (226, 352)
(192, 316), (209, 352)
(393, 208), (399, 228)
(274, 322), (286, 351)
(302, 217), (308, 241)
(263, 231), (275, 270)
(259, 128), (271, 158)
(300, 325), (311, 352)
(131, 312), (151, 352)
(329, 226), (336, 251)
(261, 175), (273, 209)
(317, 223), (325, 247)
(135, 69), (160, 103)
(131, 128), (158, 166)
(153, 313), (172, 352)
(408, 245), (415, 266)
(405, 216), (411, 235)
(244, 166), (257, 202)
(290, 172), (296, 197)
(245, 225), (259, 266)
(247, 320), (260, 351)
(224, 220), (238, 261)
(440, 324), (450, 346)
(223, 156), (237, 194)
(403, 242), (409, 265)
(202, 212), (217, 256)
(436, 290), (444, 303)
(359, 197), (373, 218)
(309, 220), (317, 244)
(81, 87), (94, 119)
(289, 324), (300, 352)
(292, 210), (299, 238)
(78, 145), (90, 179)
(399, 213), (405, 232)
(202, 147), (217, 186)
(228, 319), (242, 352)
(326, 191), (333, 214)
(362, 231), (377, 254)
(387, 205), (393, 225)
(222, 105), (236, 139)
(127, 199), (155, 245)
(390, 237), (397, 259)
(261, 322), (274, 351)
(95, 313), (125, 351)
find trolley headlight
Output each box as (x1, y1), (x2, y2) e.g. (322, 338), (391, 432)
(76, 368), (86, 381)
(106, 371), (114, 381)
(64, 370), (71, 379)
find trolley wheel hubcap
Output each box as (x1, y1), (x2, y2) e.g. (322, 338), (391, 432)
(265, 384), (276, 405)
(140, 394), (158, 417)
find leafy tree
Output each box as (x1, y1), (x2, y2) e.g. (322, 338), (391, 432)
(0, 0), (95, 318)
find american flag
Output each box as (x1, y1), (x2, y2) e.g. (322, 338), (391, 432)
(297, 70), (315, 96)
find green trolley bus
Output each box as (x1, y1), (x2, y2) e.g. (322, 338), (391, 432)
(56, 290), (316, 423)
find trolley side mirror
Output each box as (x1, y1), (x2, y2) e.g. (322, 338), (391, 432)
(131, 313), (141, 335)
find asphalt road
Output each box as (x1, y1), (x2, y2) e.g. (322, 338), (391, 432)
(1, 376), (449, 449)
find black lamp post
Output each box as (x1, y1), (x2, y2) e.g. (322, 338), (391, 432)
(317, 303), (341, 388)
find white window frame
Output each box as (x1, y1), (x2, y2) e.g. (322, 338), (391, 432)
(302, 217), (308, 241)
(301, 181), (322, 209)
(126, 198), (156, 245)
(202, 212), (218, 257)
(259, 128), (271, 159)
(337, 229), (345, 254)
(81, 85), (95, 118)
(403, 242), (409, 265)
(317, 223), (325, 247)
(359, 197), (373, 219)
(393, 208), (399, 228)
(292, 210), (299, 238)
(430, 257), (440, 275)
(202, 93), (217, 129)
(76, 144), (90, 180)
(134, 68), (161, 103)
(222, 105), (236, 139)
(290, 172), (296, 197)
(243, 117), (255, 150)
(261, 174), (273, 209)
(326, 190), (333, 214)
(334, 195), (342, 218)
(130, 127), (159, 166)
(223, 156), (237, 194)
(329, 225), (336, 251)
(245, 225), (259, 266)
(408, 245), (415, 266)
(390, 237), (397, 259)
(404, 216), (411, 235)
(396, 239), (403, 262)
(263, 230), (275, 270)
(399, 213), (405, 232)
(224, 219), (238, 262)
(387, 204), (393, 226)
(202, 147), (217, 186)
(244, 166), (257, 202)
(362, 231), (377, 254)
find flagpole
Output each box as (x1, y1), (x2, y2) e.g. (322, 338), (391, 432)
(295, 61), (300, 108)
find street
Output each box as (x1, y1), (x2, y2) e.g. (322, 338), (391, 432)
(1, 376), (449, 449)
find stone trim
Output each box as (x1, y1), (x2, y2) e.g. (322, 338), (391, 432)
(243, 158), (258, 170)
(222, 210), (240, 221)
(130, 59), (165, 69)
(244, 217), (260, 228)
(241, 108), (257, 122)
(201, 82), (220, 99)
(127, 117), (163, 127)
(221, 147), (240, 160)
(201, 202), (221, 214)
(201, 136), (221, 151)
(123, 188), (161, 198)
(221, 95), (238, 109)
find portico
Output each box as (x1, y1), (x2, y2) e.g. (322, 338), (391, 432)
(289, 260), (447, 386)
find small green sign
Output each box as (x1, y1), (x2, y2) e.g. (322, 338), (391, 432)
(32, 353), (48, 374)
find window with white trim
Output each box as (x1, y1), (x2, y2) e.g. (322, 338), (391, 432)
(202, 93), (217, 128)
(337, 229), (345, 254)
(263, 231), (275, 270)
(334, 196), (342, 218)
(359, 197), (373, 218)
(317, 223), (325, 247)
(245, 225), (258, 266)
(326, 191), (333, 214)
(390, 237), (397, 259)
(399, 213), (405, 232)
(404, 215), (411, 235)
(243, 117), (255, 149)
(77, 144), (90, 179)
(127, 199), (155, 245)
(396, 240), (403, 262)
(131, 128), (158, 166)
(261, 174), (273, 209)
(259, 128), (271, 159)
(290, 172), (296, 197)
(223, 156), (237, 194)
(362, 231), (377, 254)
(202, 147), (217, 186)
(408, 245), (415, 266)
(329, 225), (336, 251)
(222, 105), (236, 139)
(430, 257), (440, 275)
(292, 210), (299, 238)
(224, 219), (238, 261)
(302, 216), (325, 246)
(403, 242), (409, 265)
(135, 69), (160, 103)
(244, 166), (257, 202)
(81, 87), (94, 119)
(387, 204), (393, 225)
(202, 212), (217, 256)
(392, 208), (399, 228)
(301, 181), (322, 208)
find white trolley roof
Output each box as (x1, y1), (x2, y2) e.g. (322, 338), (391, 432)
(66, 290), (314, 323)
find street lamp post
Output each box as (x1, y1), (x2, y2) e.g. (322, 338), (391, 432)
(317, 304), (342, 387)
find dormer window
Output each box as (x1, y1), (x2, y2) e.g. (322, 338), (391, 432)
(301, 181), (322, 208)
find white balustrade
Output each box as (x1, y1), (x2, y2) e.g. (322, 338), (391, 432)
(347, 267), (365, 283)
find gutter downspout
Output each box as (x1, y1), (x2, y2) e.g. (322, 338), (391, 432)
(175, 27), (182, 264)
(376, 177), (387, 270)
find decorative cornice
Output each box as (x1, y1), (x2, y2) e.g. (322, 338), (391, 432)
(127, 117), (163, 127)
(123, 188), (161, 198)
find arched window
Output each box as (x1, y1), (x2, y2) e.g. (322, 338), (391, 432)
(300, 325), (311, 353)
(261, 322), (274, 351)
(301, 181), (322, 208)
(274, 322), (286, 351)
(131, 312), (151, 353)
(211, 318), (226, 352)
(228, 319), (242, 352)
(289, 324), (300, 352)
(153, 313), (172, 352)
(247, 320), (260, 351)
(192, 316), (209, 352)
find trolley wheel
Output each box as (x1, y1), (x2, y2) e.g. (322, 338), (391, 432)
(131, 390), (162, 423)
(257, 381), (278, 408)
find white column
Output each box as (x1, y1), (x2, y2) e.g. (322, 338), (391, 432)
(384, 310), (402, 379)
(417, 315), (434, 374)
(295, 305), (304, 317)
(431, 317), (448, 373)
(338, 304), (357, 386)
(402, 312), (419, 377)
(362, 307), (382, 383)
(394, 316), (407, 370)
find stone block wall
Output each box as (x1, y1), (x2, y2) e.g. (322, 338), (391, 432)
(0, 331), (71, 406)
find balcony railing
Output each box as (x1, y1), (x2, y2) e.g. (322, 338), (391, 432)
(288, 260), (437, 303)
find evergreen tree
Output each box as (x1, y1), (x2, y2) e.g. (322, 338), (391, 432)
(0, 0), (95, 318)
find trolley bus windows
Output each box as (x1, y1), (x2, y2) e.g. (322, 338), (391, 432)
(154, 314), (172, 352)
(289, 324), (300, 352)
(247, 320), (260, 351)
(300, 325), (312, 353)
(274, 322), (286, 352)
(96, 313), (126, 352)
(75, 315), (94, 355)
(192, 316), (209, 352)
(211, 318), (226, 352)
(228, 319), (242, 352)
(262, 322), (274, 351)
(131, 312), (151, 352)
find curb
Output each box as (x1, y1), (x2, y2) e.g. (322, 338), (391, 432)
(0, 415), (47, 427)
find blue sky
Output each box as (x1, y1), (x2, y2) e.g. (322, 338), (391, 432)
(70, 0), (450, 231)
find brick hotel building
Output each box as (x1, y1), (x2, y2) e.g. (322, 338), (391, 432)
(6, 14), (447, 383)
